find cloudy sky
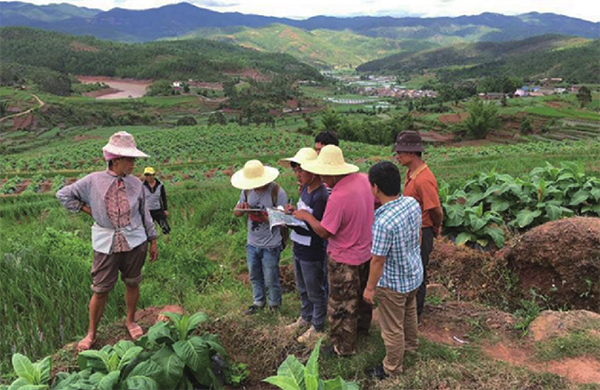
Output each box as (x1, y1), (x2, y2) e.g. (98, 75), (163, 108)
(23, 0), (600, 21)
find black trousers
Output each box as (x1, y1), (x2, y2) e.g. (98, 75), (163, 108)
(150, 209), (171, 235)
(417, 227), (434, 317)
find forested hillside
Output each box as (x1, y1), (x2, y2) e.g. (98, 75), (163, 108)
(0, 27), (322, 82)
(357, 35), (600, 83)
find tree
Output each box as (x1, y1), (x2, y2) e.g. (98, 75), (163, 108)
(146, 80), (173, 96)
(520, 117), (533, 133)
(208, 111), (227, 126)
(320, 110), (343, 132)
(463, 98), (501, 139)
(576, 86), (592, 108)
(0, 100), (8, 117)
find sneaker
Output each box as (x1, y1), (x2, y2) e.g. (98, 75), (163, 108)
(244, 305), (263, 315)
(364, 364), (389, 380)
(297, 326), (325, 345)
(286, 317), (311, 332)
(269, 305), (280, 312)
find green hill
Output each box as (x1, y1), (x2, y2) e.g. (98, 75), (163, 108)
(357, 35), (600, 83)
(172, 24), (439, 69)
(0, 26), (322, 82)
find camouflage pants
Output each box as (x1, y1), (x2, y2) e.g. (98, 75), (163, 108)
(328, 258), (372, 355)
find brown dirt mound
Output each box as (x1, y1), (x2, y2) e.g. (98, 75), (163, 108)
(505, 217), (600, 311)
(429, 238), (507, 302)
(529, 310), (600, 342)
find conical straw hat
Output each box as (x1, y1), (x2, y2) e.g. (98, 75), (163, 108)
(279, 147), (318, 167)
(301, 145), (358, 176)
(231, 160), (280, 190)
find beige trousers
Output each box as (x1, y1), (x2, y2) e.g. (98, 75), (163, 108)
(376, 287), (419, 375)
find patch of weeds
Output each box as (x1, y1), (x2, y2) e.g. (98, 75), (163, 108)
(320, 332), (386, 382)
(225, 362), (250, 388)
(535, 331), (600, 361)
(514, 290), (544, 336)
(465, 315), (488, 341)
(373, 346), (578, 390)
(426, 294), (444, 306)
(580, 278), (594, 298)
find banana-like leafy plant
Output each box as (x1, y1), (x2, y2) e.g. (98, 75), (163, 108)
(264, 339), (359, 390)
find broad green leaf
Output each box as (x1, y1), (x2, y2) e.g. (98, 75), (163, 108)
(590, 188), (600, 201)
(476, 238), (489, 248)
(125, 376), (158, 390)
(97, 371), (120, 390)
(49, 372), (81, 390)
(186, 312), (209, 336)
(151, 347), (185, 390)
(569, 190), (589, 206)
(113, 340), (135, 358)
(88, 372), (105, 386)
(545, 204), (563, 221)
(276, 355), (305, 389)
(305, 374), (319, 390)
(188, 338), (213, 386)
(198, 333), (228, 357)
(515, 209), (542, 228)
(173, 340), (200, 371)
(9, 385), (47, 390)
(117, 346), (143, 370)
(263, 376), (302, 390)
(161, 312), (183, 324)
(147, 321), (175, 345)
(483, 227), (505, 248)
(582, 204), (600, 216)
(306, 338), (322, 377)
(468, 214), (487, 232)
(490, 198), (510, 213)
(107, 353), (119, 372)
(455, 232), (474, 246)
(12, 354), (36, 384)
(322, 377), (360, 390)
(36, 357), (51, 385)
(129, 360), (163, 381)
(8, 378), (29, 390)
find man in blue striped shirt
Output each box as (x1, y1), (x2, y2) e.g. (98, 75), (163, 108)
(364, 161), (423, 379)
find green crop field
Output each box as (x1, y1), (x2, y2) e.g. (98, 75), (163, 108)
(2, 115), (600, 390)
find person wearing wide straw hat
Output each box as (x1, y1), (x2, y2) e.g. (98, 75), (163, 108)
(294, 145), (374, 356)
(394, 130), (443, 323)
(57, 131), (158, 351)
(280, 148), (329, 344)
(232, 160), (288, 315)
(142, 167), (171, 238)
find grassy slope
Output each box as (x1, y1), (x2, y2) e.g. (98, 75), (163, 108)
(172, 24), (439, 69)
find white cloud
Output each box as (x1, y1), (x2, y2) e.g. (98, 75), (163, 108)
(19, 0), (600, 21)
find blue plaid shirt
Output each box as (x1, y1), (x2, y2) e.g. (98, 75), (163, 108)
(371, 196), (423, 293)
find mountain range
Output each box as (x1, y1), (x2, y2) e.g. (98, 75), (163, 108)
(1, 1), (599, 44)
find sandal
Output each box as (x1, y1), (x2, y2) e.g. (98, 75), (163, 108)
(126, 323), (144, 341)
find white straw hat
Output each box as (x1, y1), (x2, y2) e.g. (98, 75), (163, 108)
(231, 160), (280, 190)
(301, 145), (358, 176)
(102, 131), (149, 158)
(279, 147), (318, 167)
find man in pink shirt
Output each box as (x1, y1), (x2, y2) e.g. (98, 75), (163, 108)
(295, 145), (374, 356)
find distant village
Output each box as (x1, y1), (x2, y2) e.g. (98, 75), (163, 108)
(323, 73), (583, 102)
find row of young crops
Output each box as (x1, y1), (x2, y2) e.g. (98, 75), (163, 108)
(0, 125), (383, 174)
(2, 124), (600, 175)
(440, 162), (600, 248)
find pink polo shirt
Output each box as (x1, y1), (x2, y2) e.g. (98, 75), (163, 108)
(321, 173), (374, 265)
